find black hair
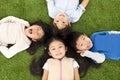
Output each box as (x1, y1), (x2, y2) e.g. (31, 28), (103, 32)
(26, 20), (52, 55)
(30, 36), (67, 76)
(66, 31), (101, 78)
(51, 22), (72, 40)
(66, 31), (84, 53)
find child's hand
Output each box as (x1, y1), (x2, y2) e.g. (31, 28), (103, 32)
(77, 50), (85, 57)
(23, 21), (30, 27)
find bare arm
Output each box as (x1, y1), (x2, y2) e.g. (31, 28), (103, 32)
(74, 67), (80, 80)
(42, 69), (49, 80)
(81, 0), (90, 8)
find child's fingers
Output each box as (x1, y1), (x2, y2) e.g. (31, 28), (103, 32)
(77, 50), (85, 57)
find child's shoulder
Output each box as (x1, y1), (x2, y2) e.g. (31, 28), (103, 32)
(64, 57), (75, 61)
(47, 58), (53, 61)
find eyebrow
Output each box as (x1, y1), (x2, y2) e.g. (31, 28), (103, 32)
(81, 35), (84, 38)
(49, 43), (64, 49)
(77, 36), (84, 46)
(78, 42), (81, 47)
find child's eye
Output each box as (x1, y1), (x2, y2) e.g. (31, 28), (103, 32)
(80, 44), (83, 47)
(82, 36), (85, 40)
(51, 48), (55, 50)
(59, 46), (62, 48)
(56, 20), (59, 22)
(83, 37), (85, 40)
(62, 22), (65, 23)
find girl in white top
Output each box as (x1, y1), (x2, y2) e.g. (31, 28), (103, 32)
(46, 0), (89, 30)
(30, 36), (80, 80)
(0, 16), (49, 58)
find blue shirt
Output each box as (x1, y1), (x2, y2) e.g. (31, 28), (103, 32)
(91, 31), (120, 60)
(46, 0), (85, 23)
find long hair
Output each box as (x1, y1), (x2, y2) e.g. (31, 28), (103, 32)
(51, 22), (72, 40)
(26, 20), (52, 55)
(30, 50), (51, 76)
(30, 36), (67, 76)
(66, 31), (101, 78)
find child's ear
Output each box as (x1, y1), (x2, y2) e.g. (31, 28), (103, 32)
(48, 52), (52, 56)
(68, 22), (71, 27)
(76, 50), (81, 53)
(76, 50), (85, 57)
(65, 47), (68, 52)
(77, 49), (86, 53)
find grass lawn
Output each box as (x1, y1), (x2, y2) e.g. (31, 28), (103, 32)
(0, 0), (120, 80)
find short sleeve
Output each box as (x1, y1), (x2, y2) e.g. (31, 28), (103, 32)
(73, 60), (79, 68)
(43, 62), (49, 71)
(70, 4), (86, 23)
(79, 4), (86, 13)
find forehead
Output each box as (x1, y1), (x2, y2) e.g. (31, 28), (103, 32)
(76, 35), (85, 43)
(31, 25), (41, 28)
(54, 17), (69, 23)
(49, 40), (64, 47)
(53, 21), (70, 30)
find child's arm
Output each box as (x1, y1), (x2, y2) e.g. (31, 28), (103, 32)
(81, 0), (90, 8)
(74, 67), (80, 80)
(79, 50), (105, 63)
(46, 0), (56, 19)
(0, 41), (30, 59)
(0, 16), (30, 27)
(70, 0), (89, 23)
(73, 60), (80, 80)
(0, 46), (17, 58)
(42, 69), (48, 80)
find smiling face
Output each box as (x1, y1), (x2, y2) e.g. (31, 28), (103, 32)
(25, 25), (45, 41)
(76, 35), (93, 52)
(48, 40), (67, 59)
(53, 13), (70, 30)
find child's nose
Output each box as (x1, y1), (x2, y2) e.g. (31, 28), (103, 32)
(85, 41), (89, 45)
(56, 49), (60, 52)
(33, 29), (38, 33)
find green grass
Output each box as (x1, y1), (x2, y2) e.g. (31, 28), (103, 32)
(0, 0), (120, 80)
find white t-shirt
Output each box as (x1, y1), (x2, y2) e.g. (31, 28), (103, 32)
(46, 0), (85, 23)
(0, 16), (31, 58)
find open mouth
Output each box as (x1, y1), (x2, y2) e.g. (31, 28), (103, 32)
(29, 29), (32, 34)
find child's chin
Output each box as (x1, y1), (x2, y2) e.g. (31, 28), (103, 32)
(88, 46), (92, 50)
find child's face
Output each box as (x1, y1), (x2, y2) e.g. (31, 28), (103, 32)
(48, 40), (67, 59)
(53, 13), (70, 30)
(25, 25), (44, 42)
(76, 35), (93, 52)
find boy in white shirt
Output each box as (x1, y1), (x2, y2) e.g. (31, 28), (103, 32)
(46, 0), (89, 30)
